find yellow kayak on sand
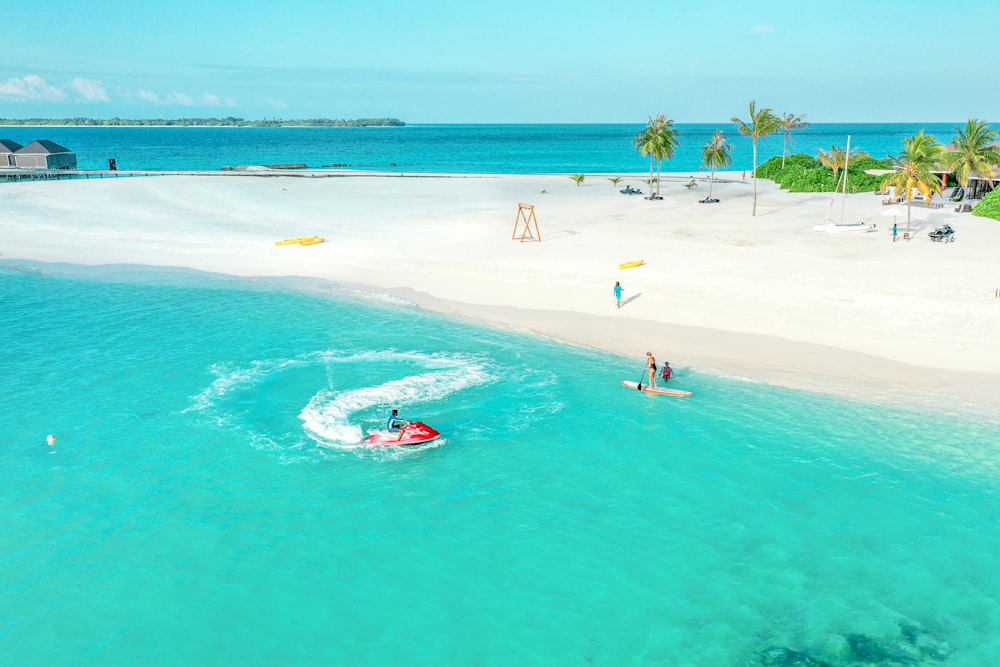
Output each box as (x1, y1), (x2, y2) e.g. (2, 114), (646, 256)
(275, 236), (325, 246)
(619, 260), (644, 269)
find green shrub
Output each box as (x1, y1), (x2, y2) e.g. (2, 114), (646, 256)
(756, 154), (817, 179)
(845, 163), (892, 192)
(757, 152), (891, 193)
(786, 168), (838, 192)
(972, 187), (1000, 221)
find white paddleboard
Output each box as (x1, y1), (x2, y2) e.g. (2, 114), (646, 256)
(621, 380), (693, 397)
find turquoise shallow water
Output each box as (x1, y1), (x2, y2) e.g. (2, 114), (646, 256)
(2, 263), (999, 666)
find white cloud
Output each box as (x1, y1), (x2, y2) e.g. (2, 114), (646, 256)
(0, 74), (231, 111)
(66, 77), (110, 102)
(752, 25), (773, 34)
(200, 93), (238, 108)
(166, 91), (194, 106)
(0, 74), (66, 101)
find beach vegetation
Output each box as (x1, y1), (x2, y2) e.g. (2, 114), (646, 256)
(779, 113), (810, 169)
(940, 118), (1000, 195)
(972, 187), (1000, 221)
(972, 188), (1000, 219)
(880, 130), (946, 232)
(817, 145), (871, 183)
(608, 177), (623, 188)
(732, 100), (782, 215)
(757, 153), (891, 193)
(570, 174), (585, 186)
(0, 117), (406, 127)
(701, 130), (732, 202)
(756, 153), (818, 179)
(633, 114), (679, 198)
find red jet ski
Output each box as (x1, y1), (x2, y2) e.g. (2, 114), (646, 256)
(365, 421), (441, 446)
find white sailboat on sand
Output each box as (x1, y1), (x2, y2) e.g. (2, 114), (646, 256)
(813, 135), (877, 234)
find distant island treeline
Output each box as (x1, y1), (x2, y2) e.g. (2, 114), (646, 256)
(0, 117), (405, 127)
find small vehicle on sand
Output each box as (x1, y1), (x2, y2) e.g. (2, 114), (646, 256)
(928, 224), (955, 243)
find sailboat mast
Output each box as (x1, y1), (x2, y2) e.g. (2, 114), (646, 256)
(840, 135), (851, 223)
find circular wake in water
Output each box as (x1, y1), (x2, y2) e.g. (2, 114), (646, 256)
(186, 348), (496, 462)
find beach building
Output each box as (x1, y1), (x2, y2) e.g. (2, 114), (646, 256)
(0, 139), (23, 167)
(942, 139), (1000, 200)
(967, 171), (1000, 200)
(966, 140), (1000, 200)
(11, 139), (77, 169)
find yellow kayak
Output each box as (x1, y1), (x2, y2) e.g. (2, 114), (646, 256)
(619, 260), (644, 269)
(276, 236), (324, 246)
(275, 236), (309, 245)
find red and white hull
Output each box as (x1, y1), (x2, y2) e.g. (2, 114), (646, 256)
(365, 421), (442, 446)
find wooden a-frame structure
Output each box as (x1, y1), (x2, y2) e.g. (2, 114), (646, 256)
(512, 203), (541, 242)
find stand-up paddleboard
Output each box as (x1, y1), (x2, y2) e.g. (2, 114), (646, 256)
(619, 260), (644, 269)
(621, 380), (692, 397)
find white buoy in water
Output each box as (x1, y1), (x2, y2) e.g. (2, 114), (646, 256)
(46, 434), (56, 446)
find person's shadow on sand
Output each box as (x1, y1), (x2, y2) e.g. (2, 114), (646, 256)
(619, 293), (642, 308)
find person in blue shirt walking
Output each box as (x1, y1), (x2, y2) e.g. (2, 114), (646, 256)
(614, 281), (623, 309)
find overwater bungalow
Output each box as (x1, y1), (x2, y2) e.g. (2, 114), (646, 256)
(9, 139), (77, 169)
(0, 139), (23, 167)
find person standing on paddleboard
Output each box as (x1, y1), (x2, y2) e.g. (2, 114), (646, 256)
(614, 281), (623, 309)
(645, 352), (658, 388)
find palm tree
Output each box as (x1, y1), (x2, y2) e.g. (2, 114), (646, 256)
(570, 174), (585, 186)
(780, 113), (810, 169)
(608, 177), (623, 189)
(817, 145), (871, 185)
(880, 130), (946, 233)
(633, 114), (679, 197)
(940, 118), (1000, 199)
(701, 130), (732, 203)
(732, 100), (782, 215)
(817, 146), (847, 182)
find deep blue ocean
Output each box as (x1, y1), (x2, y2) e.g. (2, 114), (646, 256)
(0, 122), (969, 173)
(3, 124), (1000, 665)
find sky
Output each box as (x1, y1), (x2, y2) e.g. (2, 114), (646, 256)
(2, 0), (997, 124)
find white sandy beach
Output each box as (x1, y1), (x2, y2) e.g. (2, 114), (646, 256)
(3, 171), (999, 409)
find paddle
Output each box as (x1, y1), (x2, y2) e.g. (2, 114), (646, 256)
(637, 366), (646, 391)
